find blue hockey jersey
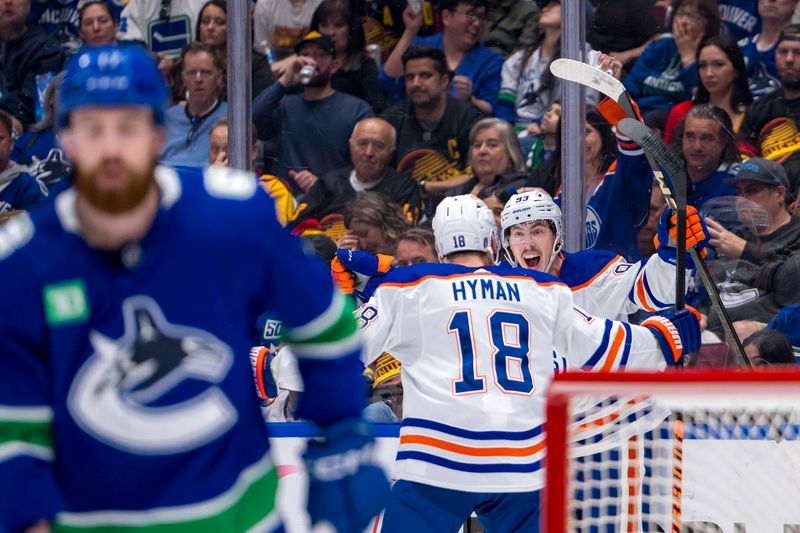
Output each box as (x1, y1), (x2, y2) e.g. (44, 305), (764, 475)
(0, 162), (47, 212)
(687, 164), (738, 210)
(740, 34), (781, 99)
(623, 35), (699, 115)
(718, 0), (760, 42)
(0, 165), (364, 531)
(29, 0), (127, 52)
(555, 132), (653, 262)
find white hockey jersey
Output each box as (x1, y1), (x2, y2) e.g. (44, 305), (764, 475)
(359, 263), (667, 493)
(558, 249), (677, 321)
(118, 0), (207, 58)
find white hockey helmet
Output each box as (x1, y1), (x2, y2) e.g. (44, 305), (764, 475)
(500, 191), (563, 270)
(432, 195), (498, 259)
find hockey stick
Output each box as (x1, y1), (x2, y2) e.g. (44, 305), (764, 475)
(611, 121), (694, 533)
(552, 59), (686, 308)
(550, 59), (747, 365)
(618, 119), (685, 308)
(550, 60), (742, 533)
(551, 61), (694, 533)
(617, 119), (749, 367)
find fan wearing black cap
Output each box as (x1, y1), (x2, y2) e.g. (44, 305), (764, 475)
(252, 31), (373, 196)
(704, 157), (800, 336)
(740, 23), (800, 144)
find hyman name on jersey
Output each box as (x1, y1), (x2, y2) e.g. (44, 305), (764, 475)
(452, 278), (521, 303)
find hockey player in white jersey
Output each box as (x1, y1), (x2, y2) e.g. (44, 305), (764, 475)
(500, 190), (709, 321)
(359, 195), (701, 532)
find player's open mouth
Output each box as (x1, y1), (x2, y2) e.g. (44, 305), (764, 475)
(522, 253), (541, 269)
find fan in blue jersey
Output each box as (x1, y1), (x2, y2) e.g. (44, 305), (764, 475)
(739, 0), (796, 99)
(500, 190), (709, 321)
(718, 0), (760, 42)
(0, 44), (388, 533)
(0, 108), (47, 214)
(358, 194), (701, 532)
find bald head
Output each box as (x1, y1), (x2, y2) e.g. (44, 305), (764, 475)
(351, 118), (396, 147)
(350, 118), (396, 183)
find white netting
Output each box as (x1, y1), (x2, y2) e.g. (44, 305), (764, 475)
(550, 381), (800, 533)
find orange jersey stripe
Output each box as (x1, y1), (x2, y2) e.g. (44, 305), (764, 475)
(399, 435), (545, 457)
(600, 325), (626, 372)
(380, 272), (567, 290)
(570, 255), (622, 291)
(636, 274), (657, 313)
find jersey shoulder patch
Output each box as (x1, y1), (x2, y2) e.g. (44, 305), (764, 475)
(203, 166), (257, 200)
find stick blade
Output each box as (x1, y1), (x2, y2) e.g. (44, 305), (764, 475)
(550, 58), (626, 101)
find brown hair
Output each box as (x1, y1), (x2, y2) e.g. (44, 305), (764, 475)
(344, 191), (411, 249)
(670, 0), (721, 42)
(397, 228), (436, 255)
(180, 41), (226, 73)
(209, 117), (258, 145)
(671, 104), (740, 166)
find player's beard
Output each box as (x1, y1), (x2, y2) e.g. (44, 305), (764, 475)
(74, 158), (156, 215)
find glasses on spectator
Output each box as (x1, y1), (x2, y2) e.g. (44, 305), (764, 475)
(450, 10), (486, 24)
(675, 9), (703, 22)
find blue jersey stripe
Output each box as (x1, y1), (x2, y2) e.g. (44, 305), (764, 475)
(619, 323), (633, 367)
(583, 320), (612, 368)
(642, 271), (668, 309)
(402, 418), (543, 440)
(396, 451), (543, 473)
(267, 422), (401, 438)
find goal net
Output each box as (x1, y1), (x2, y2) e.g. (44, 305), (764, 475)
(544, 370), (800, 533)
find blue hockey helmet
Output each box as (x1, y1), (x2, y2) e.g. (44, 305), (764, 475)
(57, 44), (169, 128)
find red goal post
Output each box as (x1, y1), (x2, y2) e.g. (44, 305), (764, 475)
(544, 370), (800, 533)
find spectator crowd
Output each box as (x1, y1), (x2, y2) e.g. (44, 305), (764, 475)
(3, 0), (800, 419)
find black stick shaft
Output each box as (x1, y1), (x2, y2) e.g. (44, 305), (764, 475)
(623, 122), (749, 366)
(676, 208), (686, 310)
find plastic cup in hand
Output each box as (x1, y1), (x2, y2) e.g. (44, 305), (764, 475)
(299, 65), (316, 85)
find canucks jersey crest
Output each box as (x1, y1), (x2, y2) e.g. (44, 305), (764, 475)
(145, 17), (192, 58)
(68, 296), (237, 454)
